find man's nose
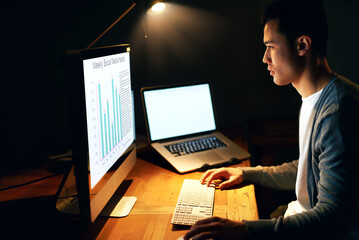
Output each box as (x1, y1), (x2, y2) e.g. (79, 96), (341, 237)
(262, 50), (268, 64)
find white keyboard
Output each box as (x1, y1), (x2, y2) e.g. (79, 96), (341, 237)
(171, 179), (215, 225)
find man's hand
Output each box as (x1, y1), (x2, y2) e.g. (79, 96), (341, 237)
(184, 217), (249, 240)
(200, 167), (244, 190)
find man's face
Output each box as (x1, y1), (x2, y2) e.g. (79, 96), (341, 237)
(262, 19), (301, 86)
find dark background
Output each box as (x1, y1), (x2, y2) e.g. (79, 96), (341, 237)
(2, 0), (359, 173)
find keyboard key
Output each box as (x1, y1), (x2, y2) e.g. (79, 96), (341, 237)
(165, 136), (227, 156)
(171, 179), (215, 226)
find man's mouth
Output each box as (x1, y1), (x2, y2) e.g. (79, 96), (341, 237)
(268, 68), (274, 76)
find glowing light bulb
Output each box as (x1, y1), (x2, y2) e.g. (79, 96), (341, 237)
(151, 2), (166, 12)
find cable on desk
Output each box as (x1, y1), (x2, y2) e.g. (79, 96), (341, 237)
(0, 173), (59, 192)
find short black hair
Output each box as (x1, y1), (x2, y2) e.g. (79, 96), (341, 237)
(261, 0), (328, 57)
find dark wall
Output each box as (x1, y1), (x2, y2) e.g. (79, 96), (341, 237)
(2, 0), (359, 173)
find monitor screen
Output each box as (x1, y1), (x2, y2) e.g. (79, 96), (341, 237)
(57, 44), (136, 223)
(142, 83), (216, 141)
(82, 47), (134, 189)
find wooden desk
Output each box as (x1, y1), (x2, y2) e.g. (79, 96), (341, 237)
(96, 154), (258, 239)
(0, 150), (258, 239)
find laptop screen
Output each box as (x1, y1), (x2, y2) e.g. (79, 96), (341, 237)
(143, 83), (216, 141)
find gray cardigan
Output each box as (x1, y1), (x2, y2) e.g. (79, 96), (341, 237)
(242, 75), (359, 240)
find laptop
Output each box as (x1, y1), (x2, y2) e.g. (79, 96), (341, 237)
(141, 82), (250, 173)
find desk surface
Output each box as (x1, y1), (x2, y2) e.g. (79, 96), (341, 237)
(96, 157), (258, 240)
(0, 142), (258, 240)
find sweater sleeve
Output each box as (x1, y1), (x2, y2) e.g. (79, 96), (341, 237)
(241, 160), (298, 190)
(244, 78), (359, 239)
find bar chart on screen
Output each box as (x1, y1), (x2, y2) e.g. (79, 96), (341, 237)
(83, 52), (134, 188)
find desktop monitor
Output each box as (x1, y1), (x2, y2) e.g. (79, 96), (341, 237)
(56, 44), (136, 223)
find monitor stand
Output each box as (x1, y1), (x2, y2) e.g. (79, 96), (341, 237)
(100, 196), (137, 217)
(56, 166), (80, 214)
(56, 166), (136, 218)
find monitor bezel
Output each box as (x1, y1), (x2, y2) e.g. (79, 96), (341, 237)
(141, 81), (219, 144)
(59, 44), (136, 224)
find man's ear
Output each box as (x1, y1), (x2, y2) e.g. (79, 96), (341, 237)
(297, 36), (312, 56)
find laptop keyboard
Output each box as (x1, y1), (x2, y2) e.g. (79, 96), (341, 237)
(171, 179), (215, 225)
(164, 136), (227, 156)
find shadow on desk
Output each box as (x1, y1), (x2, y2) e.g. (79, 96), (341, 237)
(137, 148), (179, 174)
(137, 145), (251, 175)
(0, 128), (256, 240)
(1, 197), (72, 239)
(0, 166), (128, 240)
(0, 195), (117, 240)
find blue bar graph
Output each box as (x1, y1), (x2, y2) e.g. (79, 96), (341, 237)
(98, 84), (105, 158)
(97, 82), (122, 159)
(83, 51), (134, 189)
(119, 94), (122, 139)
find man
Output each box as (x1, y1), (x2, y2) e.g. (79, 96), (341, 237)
(184, 0), (359, 239)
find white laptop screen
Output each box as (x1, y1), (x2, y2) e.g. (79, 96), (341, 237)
(143, 83), (216, 141)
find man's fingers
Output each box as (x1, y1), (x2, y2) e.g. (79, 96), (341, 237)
(199, 170), (215, 184)
(218, 177), (237, 189)
(205, 169), (227, 187)
(191, 217), (218, 228)
(200, 170), (220, 186)
(188, 231), (220, 240)
(185, 218), (220, 239)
